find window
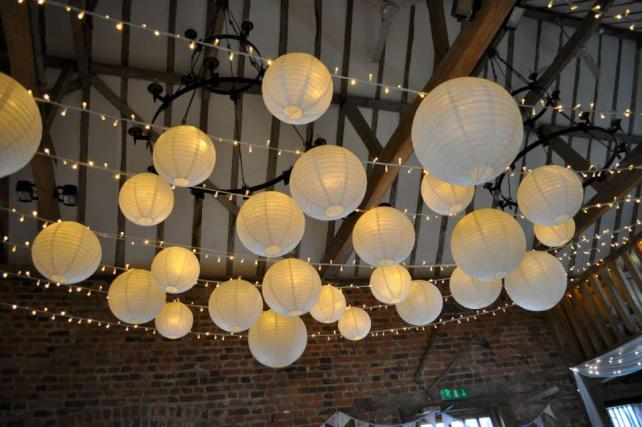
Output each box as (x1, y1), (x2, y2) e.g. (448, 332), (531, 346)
(420, 416), (494, 427)
(607, 403), (642, 427)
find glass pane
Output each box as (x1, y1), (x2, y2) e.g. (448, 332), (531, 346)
(607, 403), (642, 427)
(479, 417), (494, 427)
(464, 419), (480, 427)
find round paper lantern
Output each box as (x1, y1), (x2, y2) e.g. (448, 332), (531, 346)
(289, 144), (367, 220)
(107, 269), (165, 324)
(155, 301), (193, 339)
(248, 310), (307, 368)
(310, 285), (346, 324)
(420, 172), (474, 215)
(0, 72), (42, 178)
(261, 52), (333, 125)
(208, 279), (263, 333)
(153, 125), (216, 187)
(451, 208), (526, 281)
(534, 218), (575, 247)
(449, 267), (502, 310)
(517, 165), (583, 226)
(338, 307), (371, 341)
(369, 265), (412, 304)
(32, 221), (102, 284)
(262, 258), (321, 316)
(505, 251), (567, 311)
(119, 172), (174, 226)
(396, 280), (443, 326)
(411, 77), (523, 185)
(151, 246), (200, 294)
(352, 206), (415, 267)
(236, 191), (305, 257)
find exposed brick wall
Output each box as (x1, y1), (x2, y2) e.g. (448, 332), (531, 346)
(0, 279), (588, 426)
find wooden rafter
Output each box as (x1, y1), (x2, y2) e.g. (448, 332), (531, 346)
(426, 0), (449, 67)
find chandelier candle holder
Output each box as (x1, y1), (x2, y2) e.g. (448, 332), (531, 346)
(107, 269), (166, 325)
(309, 285), (347, 324)
(369, 265), (412, 304)
(338, 307), (371, 341)
(208, 279), (263, 333)
(505, 251), (567, 312)
(396, 280), (443, 326)
(262, 258), (322, 316)
(155, 301), (194, 339)
(248, 310), (308, 368)
(449, 267), (502, 310)
(151, 246), (200, 294)
(118, 172), (175, 226)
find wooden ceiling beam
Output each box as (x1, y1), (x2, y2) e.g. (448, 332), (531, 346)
(344, 100), (383, 157)
(427, 0), (449, 68)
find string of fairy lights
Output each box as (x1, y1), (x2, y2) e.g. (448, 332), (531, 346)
(545, 1), (638, 32)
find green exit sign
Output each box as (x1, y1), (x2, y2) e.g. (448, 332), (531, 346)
(439, 387), (469, 401)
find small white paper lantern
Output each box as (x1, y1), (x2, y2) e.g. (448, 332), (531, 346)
(208, 279), (263, 333)
(369, 265), (412, 304)
(262, 258), (321, 316)
(534, 218), (575, 247)
(449, 267), (502, 310)
(451, 208), (526, 281)
(0, 72), (42, 178)
(261, 52), (333, 125)
(411, 77), (523, 185)
(155, 301), (193, 339)
(108, 269), (165, 324)
(248, 310), (307, 368)
(396, 280), (443, 326)
(309, 285), (346, 324)
(420, 172), (474, 215)
(151, 246), (200, 294)
(236, 191), (305, 257)
(352, 206), (415, 267)
(289, 144), (367, 220)
(31, 221), (102, 284)
(153, 125), (216, 187)
(517, 165), (583, 226)
(338, 307), (371, 341)
(118, 172), (174, 226)
(505, 251), (567, 311)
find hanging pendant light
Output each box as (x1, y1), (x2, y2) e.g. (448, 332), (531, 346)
(262, 258), (321, 316)
(534, 218), (575, 247)
(208, 279), (264, 333)
(396, 280), (443, 326)
(151, 246), (200, 294)
(248, 310), (307, 368)
(107, 269), (166, 325)
(338, 307), (371, 341)
(420, 172), (474, 215)
(369, 265), (412, 304)
(504, 251), (567, 311)
(449, 267), (502, 310)
(155, 301), (193, 339)
(118, 172), (174, 226)
(309, 285), (346, 324)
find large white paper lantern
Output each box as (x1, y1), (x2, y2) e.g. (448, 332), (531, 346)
(153, 125), (216, 187)
(31, 221), (102, 284)
(420, 172), (474, 215)
(517, 165), (583, 226)
(248, 310), (307, 368)
(449, 267), (502, 310)
(451, 208), (526, 281)
(262, 258), (321, 316)
(107, 269), (165, 324)
(151, 246), (200, 294)
(208, 279), (263, 333)
(155, 301), (193, 339)
(261, 52), (333, 125)
(369, 265), (412, 304)
(352, 206), (415, 267)
(396, 280), (443, 326)
(289, 144), (367, 220)
(338, 307), (371, 341)
(0, 72), (42, 178)
(505, 251), (567, 311)
(118, 172), (174, 226)
(236, 191), (305, 257)
(411, 77), (523, 185)
(309, 285), (346, 324)
(534, 218), (575, 247)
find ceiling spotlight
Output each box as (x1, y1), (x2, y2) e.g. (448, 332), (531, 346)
(55, 185), (78, 207)
(451, 0), (481, 22)
(15, 180), (38, 203)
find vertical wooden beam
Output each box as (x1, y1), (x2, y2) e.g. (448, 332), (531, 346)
(427, 0), (449, 67)
(571, 287), (607, 351)
(561, 296), (594, 357)
(607, 262), (642, 324)
(622, 253), (642, 297)
(589, 275), (627, 341)
(305, 0), (323, 144)
(599, 270), (638, 334)
(578, 283), (616, 346)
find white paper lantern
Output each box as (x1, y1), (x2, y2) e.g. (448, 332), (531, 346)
(534, 218), (575, 247)
(151, 246), (200, 294)
(31, 221), (102, 284)
(107, 269), (165, 324)
(289, 144), (367, 220)
(369, 265), (412, 304)
(396, 280), (443, 326)
(338, 307), (371, 341)
(248, 310), (307, 368)
(449, 267), (502, 310)
(236, 191), (305, 257)
(118, 172), (174, 226)
(411, 77), (523, 185)
(208, 279), (263, 333)
(155, 301), (193, 339)
(309, 285), (346, 324)
(517, 165), (583, 226)
(505, 251), (567, 311)
(153, 125), (216, 187)
(262, 258), (321, 316)
(352, 206), (415, 267)
(0, 72), (42, 178)
(261, 52), (333, 125)
(420, 172), (474, 215)
(451, 208), (526, 281)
